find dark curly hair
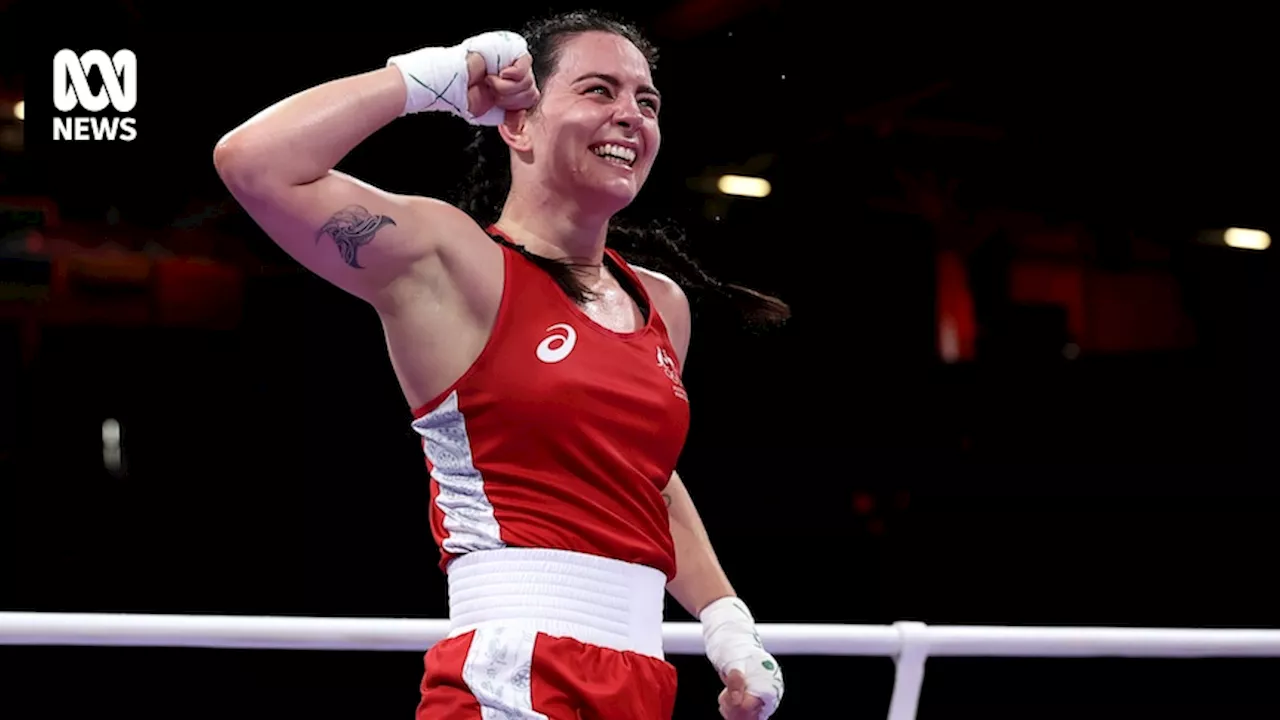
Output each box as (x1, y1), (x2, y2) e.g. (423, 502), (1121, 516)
(455, 9), (790, 328)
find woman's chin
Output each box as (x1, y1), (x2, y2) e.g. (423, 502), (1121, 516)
(577, 179), (641, 213)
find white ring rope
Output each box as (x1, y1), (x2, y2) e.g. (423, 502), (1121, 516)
(4, 613), (1280, 657)
(5, 613), (1280, 720)
(0, 612), (899, 654)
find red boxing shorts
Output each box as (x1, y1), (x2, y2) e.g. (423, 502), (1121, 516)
(416, 627), (677, 718)
(414, 548), (675, 719)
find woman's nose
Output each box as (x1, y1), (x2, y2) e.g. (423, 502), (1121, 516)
(612, 96), (644, 128)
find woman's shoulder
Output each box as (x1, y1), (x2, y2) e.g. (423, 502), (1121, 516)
(624, 261), (691, 361)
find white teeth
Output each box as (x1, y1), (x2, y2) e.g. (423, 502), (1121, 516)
(592, 143), (637, 165)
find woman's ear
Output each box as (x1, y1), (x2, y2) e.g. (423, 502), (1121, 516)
(498, 110), (533, 153)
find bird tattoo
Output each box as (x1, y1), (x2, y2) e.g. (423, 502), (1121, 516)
(316, 205), (397, 269)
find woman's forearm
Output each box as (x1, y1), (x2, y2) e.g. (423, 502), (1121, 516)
(214, 66), (407, 191)
(663, 471), (737, 617)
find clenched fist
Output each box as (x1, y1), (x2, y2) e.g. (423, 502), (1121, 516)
(466, 52), (539, 120)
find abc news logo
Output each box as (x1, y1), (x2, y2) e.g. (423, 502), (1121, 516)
(53, 49), (137, 142)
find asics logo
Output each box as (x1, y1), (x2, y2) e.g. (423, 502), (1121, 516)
(536, 323), (577, 364)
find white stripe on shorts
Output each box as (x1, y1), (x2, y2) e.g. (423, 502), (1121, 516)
(462, 623), (548, 720)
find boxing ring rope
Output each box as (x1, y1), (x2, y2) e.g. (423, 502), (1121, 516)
(5, 613), (1280, 719)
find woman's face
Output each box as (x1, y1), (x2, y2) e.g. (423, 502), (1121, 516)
(521, 31), (662, 212)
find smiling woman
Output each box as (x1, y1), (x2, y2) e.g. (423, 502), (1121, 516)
(457, 11), (787, 325)
(213, 9), (786, 720)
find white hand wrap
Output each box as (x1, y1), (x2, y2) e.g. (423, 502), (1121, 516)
(700, 596), (785, 718)
(386, 30), (528, 126)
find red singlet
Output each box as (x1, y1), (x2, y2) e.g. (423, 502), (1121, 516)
(409, 237), (691, 581)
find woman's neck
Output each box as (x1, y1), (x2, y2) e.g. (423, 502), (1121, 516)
(493, 186), (613, 267)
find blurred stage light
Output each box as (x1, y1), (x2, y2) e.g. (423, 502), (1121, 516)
(717, 174), (771, 198)
(12, 100), (23, 121)
(1224, 228), (1270, 251)
(103, 418), (123, 474)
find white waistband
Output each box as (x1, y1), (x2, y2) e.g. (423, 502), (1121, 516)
(446, 547), (667, 660)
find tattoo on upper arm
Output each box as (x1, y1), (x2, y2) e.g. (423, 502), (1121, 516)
(316, 205), (396, 269)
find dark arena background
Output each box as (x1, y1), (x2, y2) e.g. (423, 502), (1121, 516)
(1, 2), (1278, 718)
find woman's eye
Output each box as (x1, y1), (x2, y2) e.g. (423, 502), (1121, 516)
(584, 86), (659, 113)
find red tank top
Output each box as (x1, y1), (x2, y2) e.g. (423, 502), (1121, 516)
(409, 237), (691, 580)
